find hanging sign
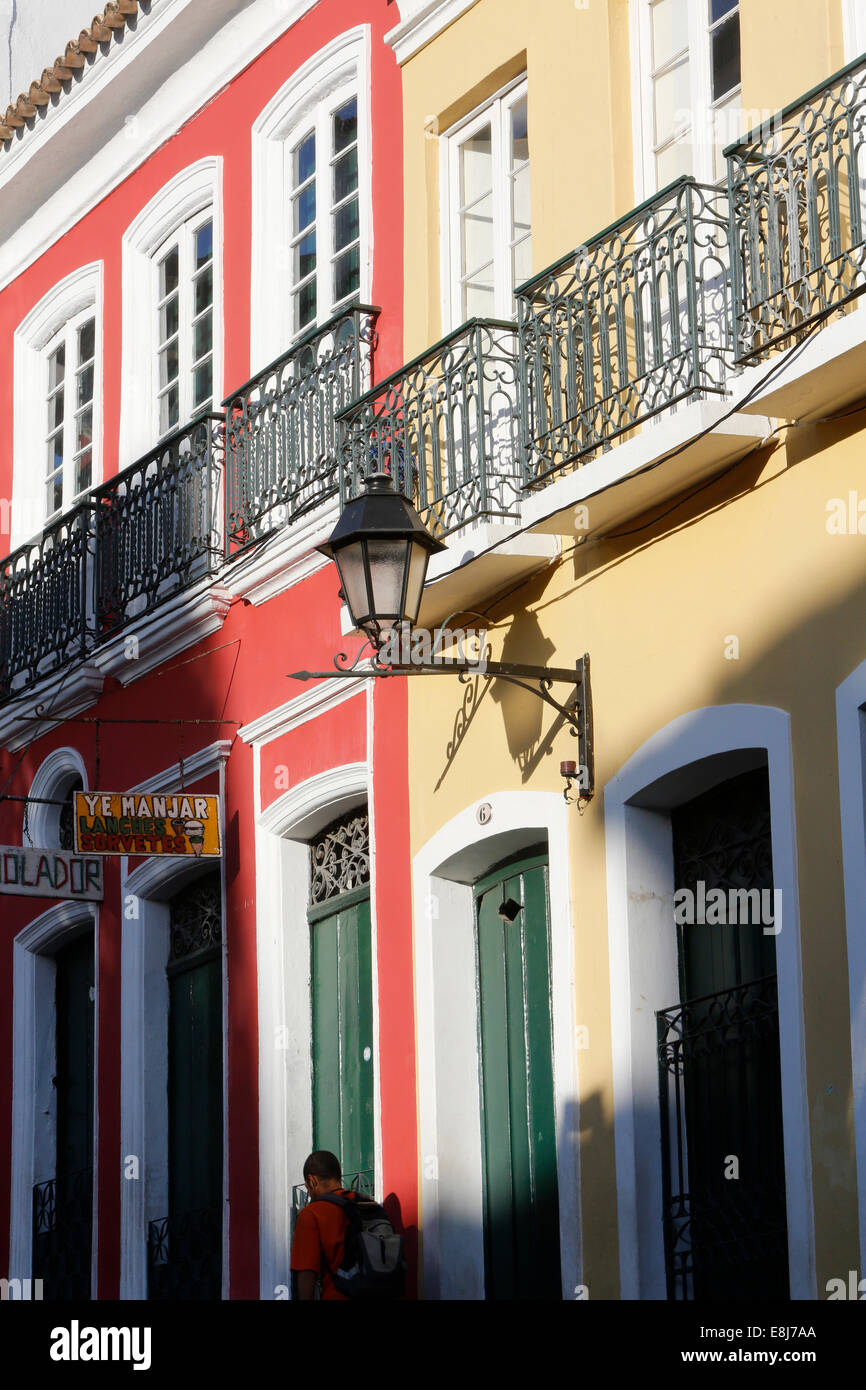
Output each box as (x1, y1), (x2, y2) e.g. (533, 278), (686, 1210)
(73, 792), (222, 858)
(0, 846), (104, 901)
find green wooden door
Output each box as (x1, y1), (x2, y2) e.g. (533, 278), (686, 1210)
(310, 888), (374, 1180)
(475, 853), (561, 1300)
(168, 956), (223, 1219)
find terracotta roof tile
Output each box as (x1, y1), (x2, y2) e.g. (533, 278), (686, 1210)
(1, 1), (145, 154)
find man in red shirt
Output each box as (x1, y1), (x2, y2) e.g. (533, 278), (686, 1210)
(290, 1151), (358, 1300)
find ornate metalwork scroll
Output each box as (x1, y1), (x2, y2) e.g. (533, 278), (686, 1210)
(225, 306), (380, 554)
(728, 53), (866, 360)
(517, 178), (733, 487)
(310, 810), (370, 904)
(168, 870), (222, 966)
(337, 319), (522, 537)
(0, 504), (92, 700)
(94, 413), (223, 636)
(32, 1167), (93, 1300)
(147, 1207), (221, 1301)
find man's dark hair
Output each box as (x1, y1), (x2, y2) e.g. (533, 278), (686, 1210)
(303, 1150), (342, 1182)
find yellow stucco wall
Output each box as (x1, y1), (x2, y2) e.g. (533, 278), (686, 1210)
(398, 0), (859, 1298)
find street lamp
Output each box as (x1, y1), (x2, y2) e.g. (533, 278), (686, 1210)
(317, 472), (445, 647)
(292, 469), (595, 799)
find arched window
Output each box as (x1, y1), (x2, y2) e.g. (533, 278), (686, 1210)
(26, 750), (88, 851)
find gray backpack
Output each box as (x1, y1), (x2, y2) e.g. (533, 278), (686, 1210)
(320, 1192), (406, 1298)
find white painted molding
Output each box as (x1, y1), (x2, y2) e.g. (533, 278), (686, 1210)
(11, 261), (104, 548)
(604, 705), (814, 1300)
(91, 580), (232, 685)
(386, 0), (481, 65)
(119, 763), (230, 1301)
(0, 0), (320, 293)
(128, 738), (233, 799)
(255, 759), (372, 1300)
(411, 790), (580, 1300)
(119, 157), (223, 466)
(250, 26), (372, 370)
(239, 679), (368, 748)
(0, 663), (104, 754)
(835, 658), (866, 1276)
(224, 500), (337, 607)
(25, 746), (90, 850)
(9, 901), (97, 1293)
(259, 760), (369, 839)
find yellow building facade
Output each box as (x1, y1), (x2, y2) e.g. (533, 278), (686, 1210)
(377, 0), (866, 1299)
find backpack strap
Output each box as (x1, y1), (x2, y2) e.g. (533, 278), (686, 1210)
(317, 1191), (361, 1226)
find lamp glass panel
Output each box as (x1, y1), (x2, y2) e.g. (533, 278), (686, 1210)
(365, 538), (411, 620)
(334, 544), (372, 627)
(403, 539), (431, 625)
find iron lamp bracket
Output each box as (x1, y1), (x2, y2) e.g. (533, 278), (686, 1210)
(288, 651), (594, 799)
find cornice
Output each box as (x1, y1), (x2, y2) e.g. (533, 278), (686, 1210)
(385, 0), (481, 65)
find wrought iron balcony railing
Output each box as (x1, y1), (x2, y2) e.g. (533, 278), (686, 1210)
(147, 1205), (222, 1300)
(32, 1167), (93, 1300)
(657, 976), (789, 1301)
(94, 414), (223, 638)
(728, 53), (866, 361)
(337, 320), (522, 537)
(518, 178), (733, 488)
(225, 306), (379, 555)
(0, 506), (92, 702)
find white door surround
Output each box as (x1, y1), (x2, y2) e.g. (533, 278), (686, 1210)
(252, 760), (375, 1300)
(9, 902), (99, 1296)
(412, 790), (580, 1301)
(604, 704), (814, 1300)
(835, 659), (866, 1276)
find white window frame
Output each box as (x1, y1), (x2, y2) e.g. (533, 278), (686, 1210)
(284, 82), (363, 341)
(844, 0), (866, 60)
(630, 0), (743, 202)
(42, 306), (98, 524)
(250, 27), (372, 372)
(439, 74), (531, 333)
(11, 263), (104, 549)
(152, 211), (216, 439)
(120, 158), (223, 467)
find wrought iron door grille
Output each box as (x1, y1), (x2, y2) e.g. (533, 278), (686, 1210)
(657, 976), (789, 1301)
(225, 306), (379, 554)
(32, 1167), (93, 1300)
(727, 52), (866, 361)
(168, 870), (222, 968)
(310, 811), (370, 904)
(291, 1168), (374, 1221)
(147, 1207), (221, 1300)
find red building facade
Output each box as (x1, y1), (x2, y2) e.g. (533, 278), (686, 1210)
(0, 0), (412, 1300)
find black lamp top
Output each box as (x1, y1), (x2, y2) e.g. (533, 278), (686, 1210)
(318, 472), (447, 559)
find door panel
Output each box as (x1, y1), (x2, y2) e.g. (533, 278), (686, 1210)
(312, 893), (374, 1179)
(476, 855), (561, 1300)
(168, 954), (223, 1220)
